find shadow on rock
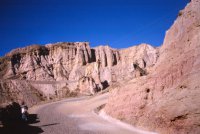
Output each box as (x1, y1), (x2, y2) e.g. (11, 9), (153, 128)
(101, 80), (109, 89)
(0, 102), (43, 134)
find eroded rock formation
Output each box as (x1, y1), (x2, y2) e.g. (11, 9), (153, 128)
(105, 0), (200, 134)
(0, 1), (198, 133)
(0, 40), (158, 104)
(0, 80), (43, 107)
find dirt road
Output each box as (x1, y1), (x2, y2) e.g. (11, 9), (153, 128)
(30, 93), (156, 134)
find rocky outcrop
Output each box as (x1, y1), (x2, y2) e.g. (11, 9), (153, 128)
(0, 40), (158, 98)
(78, 76), (98, 95)
(2, 42), (92, 81)
(93, 44), (158, 83)
(105, 0), (200, 134)
(0, 80), (44, 107)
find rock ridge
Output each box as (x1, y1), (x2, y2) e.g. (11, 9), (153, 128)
(0, 42), (158, 105)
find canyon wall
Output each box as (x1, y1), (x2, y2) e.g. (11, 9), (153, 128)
(0, 41), (157, 105)
(105, 0), (200, 134)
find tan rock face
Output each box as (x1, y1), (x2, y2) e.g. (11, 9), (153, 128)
(78, 76), (98, 95)
(0, 40), (157, 96)
(94, 44), (158, 83)
(0, 80), (44, 107)
(2, 42), (92, 81)
(105, 1), (200, 134)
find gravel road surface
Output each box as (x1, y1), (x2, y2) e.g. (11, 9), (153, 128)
(29, 93), (156, 134)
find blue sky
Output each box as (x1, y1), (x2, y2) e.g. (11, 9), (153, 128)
(0, 0), (189, 56)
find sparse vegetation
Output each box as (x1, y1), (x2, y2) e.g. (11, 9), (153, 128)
(178, 10), (183, 17)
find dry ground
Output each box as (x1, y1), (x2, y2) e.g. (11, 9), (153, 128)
(28, 93), (156, 134)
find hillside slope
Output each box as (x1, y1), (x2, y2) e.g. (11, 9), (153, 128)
(105, 0), (200, 134)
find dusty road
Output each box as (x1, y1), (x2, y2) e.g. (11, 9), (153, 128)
(30, 93), (156, 134)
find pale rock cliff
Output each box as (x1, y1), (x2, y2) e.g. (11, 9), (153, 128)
(0, 40), (157, 101)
